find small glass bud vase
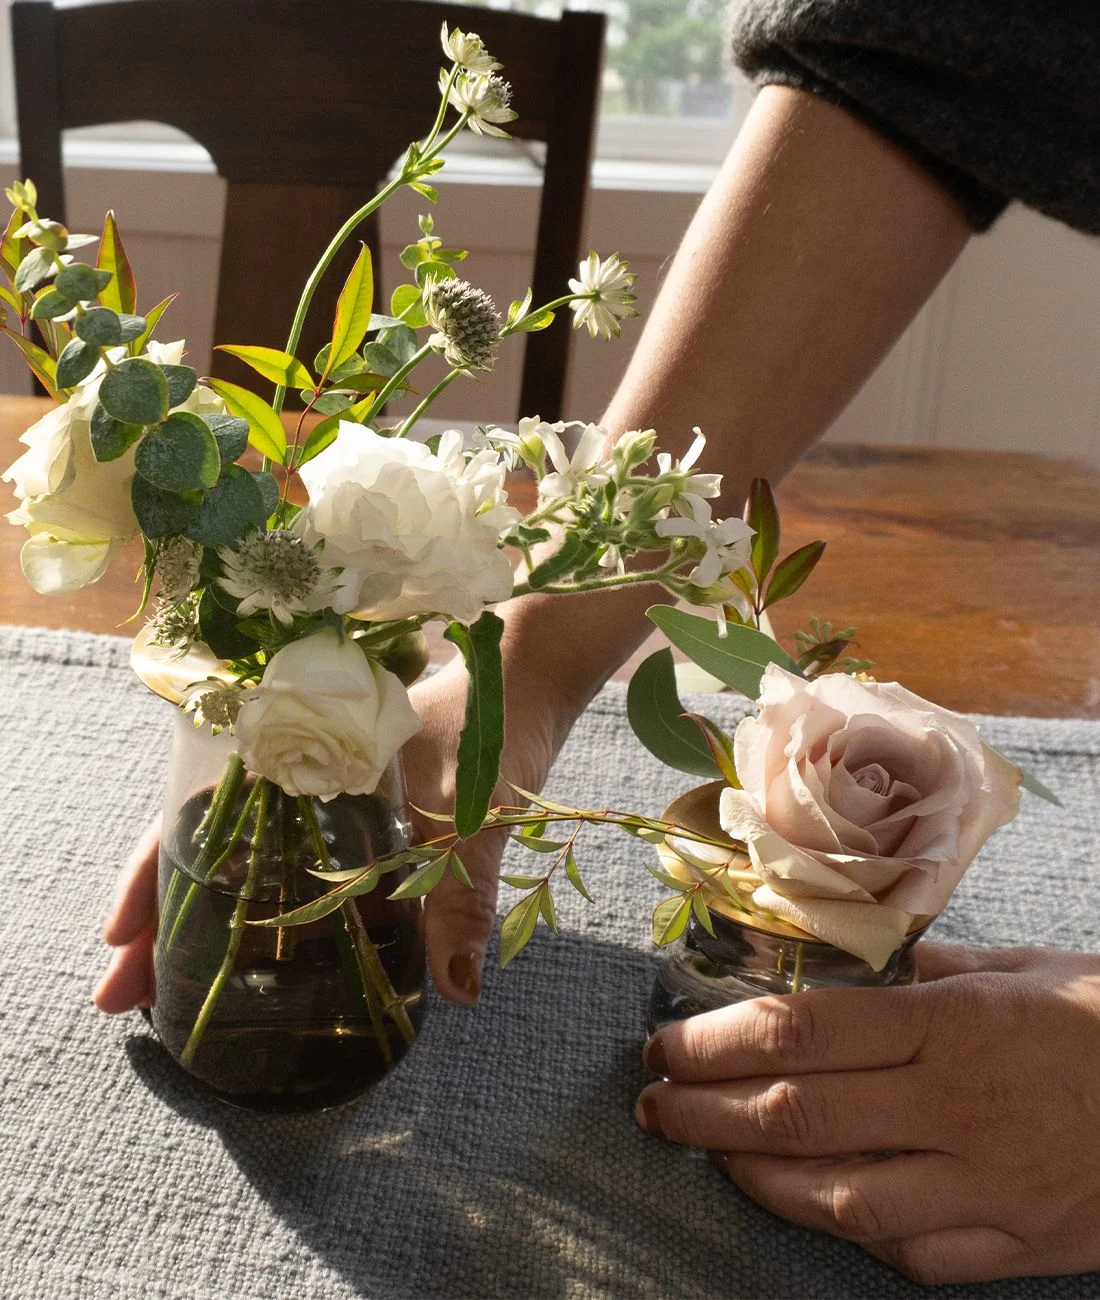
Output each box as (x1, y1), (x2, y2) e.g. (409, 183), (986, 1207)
(647, 784), (925, 1034)
(151, 708), (426, 1112)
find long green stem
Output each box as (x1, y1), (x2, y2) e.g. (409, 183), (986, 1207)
(395, 367), (462, 437)
(510, 559), (683, 599)
(180, 780), (271, 1065)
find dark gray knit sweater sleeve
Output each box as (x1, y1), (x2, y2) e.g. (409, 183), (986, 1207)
(729, 0), (1100, 234)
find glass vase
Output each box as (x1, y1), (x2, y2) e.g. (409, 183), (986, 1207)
(646, 783), (925, 1034)
(151, 709), (426, 1112)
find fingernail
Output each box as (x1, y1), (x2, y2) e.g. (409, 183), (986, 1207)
(635, 1093), (664, 1139)
(447, 952), (482, 1005)
(644, 1033), (669, 1077)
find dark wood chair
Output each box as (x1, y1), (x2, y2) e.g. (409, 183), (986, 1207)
(11, 0), (605, 418)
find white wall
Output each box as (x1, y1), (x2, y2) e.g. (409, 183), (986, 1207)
(2, 160), (1099, 465)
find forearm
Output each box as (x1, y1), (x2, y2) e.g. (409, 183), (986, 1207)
(503, 85), (973, 711)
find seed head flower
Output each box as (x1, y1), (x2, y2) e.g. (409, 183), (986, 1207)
(441, 69), (517, 138)
(150, 593), (200, 656)
(218, 529), (337, 625)
(568, 252), (638, 340)
(440, 23), (500, 74)
(155, 535), (202, 605)
(424, 278), (501, 371)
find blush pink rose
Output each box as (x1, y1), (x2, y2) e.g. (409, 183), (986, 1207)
(719, 664), (1021, 968)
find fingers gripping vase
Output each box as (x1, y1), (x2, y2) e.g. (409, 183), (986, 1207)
(151, 709), (426, 1111)
(647, 784), (925, 1034)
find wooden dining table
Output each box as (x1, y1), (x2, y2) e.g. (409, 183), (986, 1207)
(2, 392), (1098, 719)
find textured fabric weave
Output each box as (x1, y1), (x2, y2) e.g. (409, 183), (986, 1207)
(729, 0), (1100, 233)
(1, 625), (1099, 1299)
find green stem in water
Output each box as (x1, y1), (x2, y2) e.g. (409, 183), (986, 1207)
(180, 780), (271, 1066)
(298, 796), (416, 1052)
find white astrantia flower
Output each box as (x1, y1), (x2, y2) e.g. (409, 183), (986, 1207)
(150, 592), (200, 655)
(235, 629), (422, 800)
(655, 495), (755, 589)
(218, 529), (338, 626)
(424, 278), (501, 371)
(656, 427), (722, 506)
(568, 252), (638, 340)
(441, 69), (517, 138)
(181, 678), (245, 734)
(2, 339), (223, 594)
(440, 23), (500, 74)
(296, 424), (519, 623)
(537, 421), (613, 501)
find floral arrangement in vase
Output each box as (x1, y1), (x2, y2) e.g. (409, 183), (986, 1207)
(1, 25), (769, 1110)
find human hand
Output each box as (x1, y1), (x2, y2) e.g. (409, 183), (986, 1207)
(94, 652), (573, 1013)
(635, 942), (1100, 1284)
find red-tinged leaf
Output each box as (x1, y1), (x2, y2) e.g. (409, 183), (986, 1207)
(215, 344), (314, 390)
(96, 211), (137, 314)
(322, 243), (374, 382)
(796, 638), (850, 676)
(762, 541), (827, 610)
(744, 477), (780, 584)
(131, 293), (177, 354)
(0, 325), (59, 399)
(682, 712), (741, 788)
(729, 565), (755, 600)
(205, 377), (287, 463)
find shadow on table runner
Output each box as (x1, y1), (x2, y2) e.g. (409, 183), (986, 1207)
(2, 626), (1099, 1299)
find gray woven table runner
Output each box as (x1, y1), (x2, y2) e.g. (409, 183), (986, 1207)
(1, 625), (1098, 1300)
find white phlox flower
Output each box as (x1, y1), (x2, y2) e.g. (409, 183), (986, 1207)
(441, 69), (517, 137)
(537, 421), (613, 501)
(655, 495), (755, 589)
(656, 426), (722, 508)
(440, 23), (500, 74)
(568, 252), (638, 340)
(218, 529), (338, 625)
(433, 428), (519, 534)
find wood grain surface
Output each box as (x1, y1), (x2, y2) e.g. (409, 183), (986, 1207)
(2, 396), (1098, 718)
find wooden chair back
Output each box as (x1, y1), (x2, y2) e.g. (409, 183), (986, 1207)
(12, 0), (605, 418)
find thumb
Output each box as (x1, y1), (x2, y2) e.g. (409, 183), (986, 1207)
(421, 822), (506, 1006)
(916, 940), (1036, 981)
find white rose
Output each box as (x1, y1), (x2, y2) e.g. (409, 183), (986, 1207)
(2, 340), (223, 594)
(234, 628), (421, 799)
(719, 664), (1022, 969)
(296, 425), (519, 622)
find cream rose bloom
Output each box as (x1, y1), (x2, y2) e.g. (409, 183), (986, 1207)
(296, 425), (519, 622)
(234, 628), (421, 799)
(2, 340), (223, 594)
(719, 664), (1022, 969)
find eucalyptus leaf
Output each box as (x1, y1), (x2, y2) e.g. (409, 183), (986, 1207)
(363, 341), (401, 376)
(55, 338), (101, 390)
(310, 392), (355, 416)
(90, 404), (143, 462)
(117, 312), (148, 343)
(131, 475), (199, 538)
(415, 259), (456, 288)
(29, 288), (76, 320)
(75, 306), (122, 347)
(646, 606), (801, 701)
(135, 412), (220, 491)
(445, 612), (505, 839)
(100, 356), (169, 425)
(499, 891), (541, 968)
(162, 364), (197, 408)
(252, 470), (280, 517)
(205, 413), (249, 463)
(376, 323), (418, 367)
(186, 463), (267, 548)
(627, 647), (721, 778)
(54, 263), (112, 302)
(390, 283), (427, 328)
(13, 246), (54, 294)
